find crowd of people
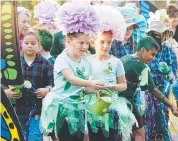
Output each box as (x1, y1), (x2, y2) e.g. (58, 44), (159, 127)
(2, 0), (178, 141)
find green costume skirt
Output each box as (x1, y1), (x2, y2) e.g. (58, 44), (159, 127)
(40, 92), (86, 137)
(86, 95), (137, 140)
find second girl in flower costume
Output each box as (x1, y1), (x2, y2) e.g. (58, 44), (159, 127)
(40, 1), (105, 141)
(86, 4), (137, 141)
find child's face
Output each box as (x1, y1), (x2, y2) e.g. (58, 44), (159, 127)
(141, 47), (158, 63)
(124, 26), (134, 40)
(69, 33), (90, 57)
(43, 24), (58, 35)
(22, 35), (40, 56)
(169, 17), (178, 33)
(18, 13), (31, 36)
(94, 31), (112, 56)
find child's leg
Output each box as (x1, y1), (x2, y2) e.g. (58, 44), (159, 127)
(58, 120), (83, 141)
(18, 115), (29, 140)
(88, 125), (115, 141)
(132, 116), (145, 141)
(28, 115), (42, 141)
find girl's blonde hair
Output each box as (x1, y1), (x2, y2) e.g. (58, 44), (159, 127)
(17, 7), (31, 18)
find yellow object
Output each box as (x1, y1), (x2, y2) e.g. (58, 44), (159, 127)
(0, 103), (20, 141)
(168, 86), (178, 133)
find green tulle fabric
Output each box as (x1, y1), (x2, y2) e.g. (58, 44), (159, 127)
(86, 95), (137, 141)
(40, 97), (86, 137)
(41, 93), (137, 141)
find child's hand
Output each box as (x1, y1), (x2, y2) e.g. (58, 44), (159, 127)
(85, 87), (99, 94)
(89, 80), (105, 90)
(171, 105), (178, 117)
(107, 84), (116, 91)
(4, 88), (22, 99)
(35, 88), (49, 98)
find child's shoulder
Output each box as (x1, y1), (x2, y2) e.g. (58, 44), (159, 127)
(36, 55), (53, 67)
(81, 56), (92, 65)
(86, 54), (95, 62)
(110, 55), (122, 63)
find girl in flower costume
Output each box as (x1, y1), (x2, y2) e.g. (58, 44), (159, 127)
(86, 5), (137, 141)
(40, 2), (105, 141)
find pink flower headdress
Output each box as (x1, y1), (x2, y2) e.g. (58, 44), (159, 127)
(34, 0), (60, 24)
(93, 4), (126, 41)
(54, 1), (100, 37)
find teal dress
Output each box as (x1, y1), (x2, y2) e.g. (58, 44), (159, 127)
(41, 50), (92, 136)
(86, 55), (137, 140)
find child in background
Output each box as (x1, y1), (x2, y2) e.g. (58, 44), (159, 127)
(40, 2), (105, 141)
(33, 0), (65, 59)
(32, 28), (56, 141)
(17, 7), (31, 52)
(119, 36), (178, 141)
(38, 28), (55, 65)
(16, 30), (54, 141)
(110, 7), (139, 59)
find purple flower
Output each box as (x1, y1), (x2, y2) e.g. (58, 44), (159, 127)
(54, 1), (99, 37)
(34, 0), (60, 24)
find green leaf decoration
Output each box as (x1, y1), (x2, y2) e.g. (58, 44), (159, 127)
(4, 35), (12, 39)
(1, 2), (12, 14)
(64, 81), (71, 91)
(5, 42), (12, 46)
(0, 72), (2, 79)
(7, 61), (15, 66)
(108, 63), (112, 71)
(76, 68), (87, 79)
(1, 15), (11, 21)
(4, 68), (17, 80)
(6, 55), (14, 59)
(5, 48), (13, 52)
(103, 69), (110, 74)
(3, 23), (11, 28)
(70, 95), (81, 100)
(139, 68), (149, 86)
(4, 29), (12, 33)
(87, 50), (91, 56)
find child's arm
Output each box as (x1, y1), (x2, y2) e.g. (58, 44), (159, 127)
(62, 68), (105, 89)
(108, 75), (127, 91)
(152, 88), (178, 117)
(45, 62), (54, 89)
(35, 62), (54, 99)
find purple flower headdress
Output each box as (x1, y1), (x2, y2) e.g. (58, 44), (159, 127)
(93, 4), (126, 41)
(54, 1), (100, 37)
(34, 0), (60, 24)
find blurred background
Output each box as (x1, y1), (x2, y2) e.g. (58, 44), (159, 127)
(17, 0), (178, 25)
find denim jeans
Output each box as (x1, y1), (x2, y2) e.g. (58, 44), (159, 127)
(172, 79), (178, 100)
(18, 115), (42, 141)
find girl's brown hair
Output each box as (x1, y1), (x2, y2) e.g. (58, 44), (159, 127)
(23, 30), (41, 45)
(166, 4), (178, 19)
